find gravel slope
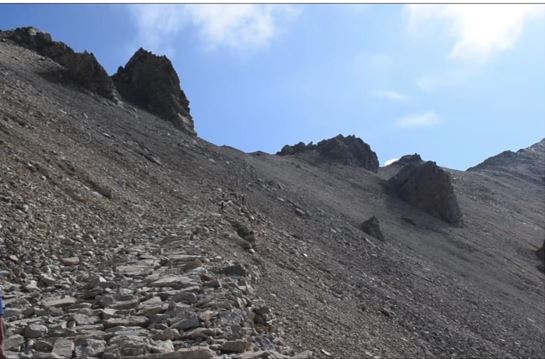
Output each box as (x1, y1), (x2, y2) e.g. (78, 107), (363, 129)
(0, 40), (544, 358)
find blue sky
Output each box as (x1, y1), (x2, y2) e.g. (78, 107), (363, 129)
(1, 4), (544, 169)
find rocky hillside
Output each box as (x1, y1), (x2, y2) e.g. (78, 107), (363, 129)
(468, 138), (545, 185)
(0, 27), (544, 359)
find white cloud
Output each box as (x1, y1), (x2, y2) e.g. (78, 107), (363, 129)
(384, 158), (399, 166)
(373, 90), (410, 103)
(396, 111), (441, 128)
(129, 4), (300, 54)
(407, 4), (545, 62)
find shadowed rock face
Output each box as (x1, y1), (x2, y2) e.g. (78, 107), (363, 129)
(278, 135), (379, 172)
(389, 161), (463, 225)
(112, 48), (195, 135)
(0, 27), (116, 100)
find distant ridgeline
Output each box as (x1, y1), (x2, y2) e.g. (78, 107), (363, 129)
(0, 27), (195, 135)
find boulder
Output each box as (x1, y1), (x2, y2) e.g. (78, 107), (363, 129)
(277, 135), (379, 172)
(360, 216), (385, 241)
(0, 27), (116, 100)
(112, 48), (195, 135)
(389, 161), (463, 225)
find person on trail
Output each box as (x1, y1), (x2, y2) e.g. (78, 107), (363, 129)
(0, 270), (7, 359)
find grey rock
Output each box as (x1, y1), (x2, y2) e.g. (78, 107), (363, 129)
(223, 263), (248, 277)
(75, 338), (107, 358)
(221, 340), (248, 353)
(171, 292), (197, 304)
(4, 334), (25, 351)
(52, 338), (74, 358)
(104, 316), (148, 329)
(171, 311), (200, 330)
(23, 323), (48, 338)
(151, 275), (197, 289)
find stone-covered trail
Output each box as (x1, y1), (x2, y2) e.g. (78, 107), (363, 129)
(3, 212), (313, 359)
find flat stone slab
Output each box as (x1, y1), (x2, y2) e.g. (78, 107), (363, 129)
(123, 347), (215, 359)
(104, 316), (148, 329)
(61, 257), (80, 266)
(52, 338), (75, 358)
(150, 275), (198, 289)
(169, 255), (201, 264)
(117, 264), (154, 276)
(43, 296), (77, 307)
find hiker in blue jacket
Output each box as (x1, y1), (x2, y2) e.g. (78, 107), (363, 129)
(0, 270), (6, 359)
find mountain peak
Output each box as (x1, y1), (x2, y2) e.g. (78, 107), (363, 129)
(112, 48), (194, 135)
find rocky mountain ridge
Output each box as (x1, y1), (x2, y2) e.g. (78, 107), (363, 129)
(278, 135), (379, 172)
(1, 27), (544, 359)
(468, 138), (545, 185)
(0, 27), (195, 135)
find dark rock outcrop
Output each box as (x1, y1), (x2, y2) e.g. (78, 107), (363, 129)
(537, 240), (545, 272)
(278, 135), (379, 172)
(0, 27), (116, 100)
(360, 216), (385, 241)
(278, 141), (309, 156)
(395, 154), (423, 167)
(389, 161), (463, 225)
(112, 48), (195, 135)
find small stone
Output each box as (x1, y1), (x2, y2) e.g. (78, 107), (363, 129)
(321, 349), (332, 357)
(221, 340), (248, 353)
(39, 273), (57, 286)
(380, 307), (393, 317)
(104, 315), (149, 328)
(151, 275), (197, 289)
(75, 338), (107, 357)
(172, 292), (197, 304)
(294, 208), (306, 217)
(223, 263), (248, 277)
(52, 338), (74, 358)
(24, 323), (48, 338)
(171, 312), (200, 330)
(33, 339), (53, 352)
(152, 328), (181, 341)
(61, 257), (80, 266)
(4, 334), (25, 350)
(43, 296), (77, 308)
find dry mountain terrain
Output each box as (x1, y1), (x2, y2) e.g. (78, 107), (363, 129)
(0, 27), (544, 359)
